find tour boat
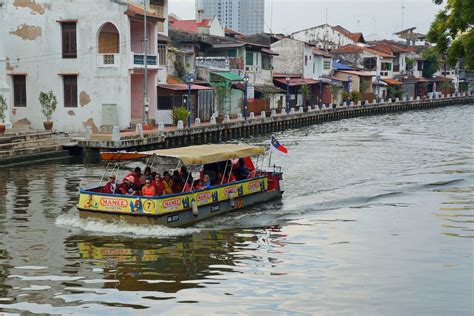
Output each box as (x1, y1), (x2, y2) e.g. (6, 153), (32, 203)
(77, 144), (284, 227)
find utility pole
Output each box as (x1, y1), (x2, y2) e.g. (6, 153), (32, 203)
(143, 0), (149, 125)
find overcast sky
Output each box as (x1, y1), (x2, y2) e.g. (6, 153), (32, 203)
(169, 0), (442, 38)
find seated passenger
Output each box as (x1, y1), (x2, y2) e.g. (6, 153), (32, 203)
(142, 179), (156, 196)
(153, 174), (164, 196)
(162, 171), (174, 195)
(103, 175), (119, 194)
(194, 179), (204, 190)
(140, 166), (152, 185)
(123, 176), (140, 196)
(235, 158), (251, 180)
(216, 171), (226, 185)
(183, 177), (193, 192)
(172, 170), (184, 193)
(202, 175), (211, 189)
(226, 170), (237, 183)
(123, 167), (142, 188)
(179, 166), (189, 183)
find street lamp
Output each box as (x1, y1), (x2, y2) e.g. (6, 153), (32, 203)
(186, 73), (193, 128)
(243, 73), (249, 120)
(285, 76), (291, 114)
(319, 77), (323, 109)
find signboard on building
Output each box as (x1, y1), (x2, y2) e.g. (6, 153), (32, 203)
(196, 57), (230, 71)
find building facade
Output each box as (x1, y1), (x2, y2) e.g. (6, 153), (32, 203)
(196, 0), (264, 35)
(2, 0), (168, 133)
(291, 24), (365, 50)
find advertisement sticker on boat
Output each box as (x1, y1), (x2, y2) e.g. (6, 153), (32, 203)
(195, 191), (212, 204)
(247, 180), (261, 193)
(162, 197), (182, 211)
(99, 197), (129, 210)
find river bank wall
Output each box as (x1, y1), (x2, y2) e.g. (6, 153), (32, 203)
(79, 95), (474, 163)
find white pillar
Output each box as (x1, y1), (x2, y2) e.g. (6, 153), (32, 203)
(158, 122), (165, 131)
(112, 126), (121, 141)
(260, 111), (266, 119)
(0, 3), (11, 128)
(136, 123), (144, 137)
(237, 113), (243, 121)
(177, 120), (184, 129)
(194, 118), (201, 127)
(249, 112), (255, 119)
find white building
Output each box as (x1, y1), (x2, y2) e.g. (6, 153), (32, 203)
(196, 0), (264, 35)
(291, 24), (365, 50)
(2, 0), (168, 133)
(271, 38), (332, 80)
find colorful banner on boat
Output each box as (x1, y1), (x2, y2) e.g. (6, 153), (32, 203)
(78, 177), (268, 215)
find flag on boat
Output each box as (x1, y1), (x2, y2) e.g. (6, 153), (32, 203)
(271, 135), (288, 155)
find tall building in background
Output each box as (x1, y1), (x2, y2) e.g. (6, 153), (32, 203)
(196, 0), (264, 35)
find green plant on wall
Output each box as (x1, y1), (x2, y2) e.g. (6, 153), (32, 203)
(39, 90), (57, 121)
(342, 91), (350, 102)
(350, 91), (361, 102)
(170, 107), (190, 125)
(0, 95), (7, 123)
(299, 84), (311, 106)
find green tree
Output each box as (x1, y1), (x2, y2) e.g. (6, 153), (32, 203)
(39, 90), (57, 121)
(422, 47), (440, 78)
(299, 84), (311, 106)
(427, 0), (474, 69)
(405, 56), (415, 71)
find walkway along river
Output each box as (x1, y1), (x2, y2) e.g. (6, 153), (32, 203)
(79, 95), (474, 162)
(0, 103), (472, 314)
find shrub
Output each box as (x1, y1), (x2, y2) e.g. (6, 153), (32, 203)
(171, 107), (190, 125)
(39, 90), (57, 121)
(350, 91), (361, 102)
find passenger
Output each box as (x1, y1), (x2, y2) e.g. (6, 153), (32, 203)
(123, 175), (140, 196)
(183, 176), (194, 192)
(216, 170), (226, 185)
(123, 167), (142, 187)
(194, 179), (204, 190)
(154, 174), (164, 196)
(162, 171), (174, 195)
(140, 166), (152, 185)
(202, 174), (211, 189)
(103, 175), (119, 194)
(235, 158), (251, 180)
(226, 170), (237, 183)
(142, 179), (156, 196)
(172, 170), (183, 193)
(179, 166), (189, 183)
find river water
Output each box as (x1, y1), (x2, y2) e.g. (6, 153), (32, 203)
(0, 105), (472, 315)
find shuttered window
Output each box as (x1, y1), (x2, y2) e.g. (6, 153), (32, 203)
(13, 75), (27, 107)
(62, 22), (77, 58)
(63, 75), (78, 107)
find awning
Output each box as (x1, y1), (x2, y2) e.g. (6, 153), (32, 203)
(254, 85), (285, 93)
(157, 83), (213, 91)
(211, 71), (243, 81)
(101, 144), (265, 166)
(382, 79), (402, 85)
(338, 70), (374, 77)
(274, 78), (320, 86)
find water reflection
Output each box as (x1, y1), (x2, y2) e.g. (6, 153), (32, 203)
(0, 105), (472, 314)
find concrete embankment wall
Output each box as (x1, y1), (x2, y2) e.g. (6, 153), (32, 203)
(80, 96), (473, 162)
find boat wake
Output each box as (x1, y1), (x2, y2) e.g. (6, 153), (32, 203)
(55, 214), (201, 237)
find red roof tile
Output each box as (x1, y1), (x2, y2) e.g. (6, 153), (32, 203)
(332, 25), (365, 43)
(274, 78), (320, 86)
(169, 19), (211, 33)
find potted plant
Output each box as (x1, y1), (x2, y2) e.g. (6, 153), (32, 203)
(39, 90), (57, 130)
(171, 107), (190, 126)
(0, 95), (7, 136)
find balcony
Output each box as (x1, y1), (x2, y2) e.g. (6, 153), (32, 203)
(130, 53), (159, 70)
(97, 54), (120, 68)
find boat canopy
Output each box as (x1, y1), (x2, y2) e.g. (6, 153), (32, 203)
(100, 144), (265, 166)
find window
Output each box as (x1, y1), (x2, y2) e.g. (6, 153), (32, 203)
(323, 59), (331, 70)
(262, 55), (271, 70)
(417, 61), (423, 71)
(13, 75), (27, 107)
(158, 44), (167, 65)
(63, 75), (78, 107)
(228, 49), (237, 58)
(381, 62), (392, 71)
(62, 22), (77, 58)
(246, 52), (253, 65)
(305, 55), (308, 66)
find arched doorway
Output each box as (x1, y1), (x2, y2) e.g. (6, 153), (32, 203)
(98, 22), (119, 54)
